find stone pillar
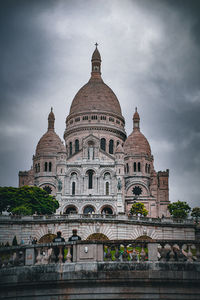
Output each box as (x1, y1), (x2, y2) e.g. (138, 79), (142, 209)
(148, 243), (158, 261)
(117, 193), (124, 213)
(25, 247), (35, 265)
(76, 243), (103, 262)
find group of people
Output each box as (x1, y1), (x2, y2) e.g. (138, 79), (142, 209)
(53, 229), (81, 262)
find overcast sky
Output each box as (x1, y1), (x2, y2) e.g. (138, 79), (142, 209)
(0, 0), (200, 208)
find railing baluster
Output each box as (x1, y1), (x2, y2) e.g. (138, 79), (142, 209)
(122, 244), (128, 261)
(169, 245), (175, 262)
(35, 248), (42, 265)
(140, 245), (146, 262)
(66, 245), (72, 262)
(58, 245), (63, 263)
(187, 245), (193, 262)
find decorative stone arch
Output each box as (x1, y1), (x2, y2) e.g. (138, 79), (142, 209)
(100, 204), (115, 215)
(99, 168), (115, 178)
(39, 182), (56, 195)
(63, 205), (78, 215)
(78, 202), (98, 214)
(85, 167), (97, 175)
(39, 182), (56, 189)
(126, 181), (150, 196)
(66, 168), (81, 177)
(86, 233), (109, 241)
(129, 227), (157, 240)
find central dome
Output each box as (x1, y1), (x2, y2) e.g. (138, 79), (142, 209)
(69, 45), (122, 118)
(69, 78), (122, 117)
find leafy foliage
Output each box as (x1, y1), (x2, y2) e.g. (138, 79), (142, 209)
(191, 207), (200, 221)
(130, 202), (148, 217)
(0, 186), (59, 215)
(168, 200), (191, 219)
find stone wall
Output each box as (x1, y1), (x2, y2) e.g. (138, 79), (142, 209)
(1, 262), (200, 299)
(0, 215), (196, 245)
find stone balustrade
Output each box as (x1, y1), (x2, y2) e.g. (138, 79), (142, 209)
(0, 240), (199, 268)
(0, 214), (196, 225)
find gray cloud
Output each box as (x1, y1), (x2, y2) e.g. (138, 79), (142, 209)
(0, 0), (199, 208)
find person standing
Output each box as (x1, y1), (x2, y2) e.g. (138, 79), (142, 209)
(68, 229), (81, 242)
(53, 231), (65, 262)
(68, 229), (81, 261)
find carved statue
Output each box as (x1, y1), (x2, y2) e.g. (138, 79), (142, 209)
(117, 178), (122, 191)
(57, 179), (62, 192)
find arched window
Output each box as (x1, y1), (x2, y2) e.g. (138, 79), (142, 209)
(126, 163), (129, 173)
(35, 164), (37, 173)
(38, 163), (40, 172)
(145, 163), (147, 173)
(72, 182), (75, 195)
(101, 206), (113, 215)
(148, 164), (150, 174)
(49, 162), (52, 172)
(69, 142), (72, 156)
(106, 182), (109, 195)
(88, 170), (94, 189)
(100, 138), (106, 151)
(117, 141), (120, 146)
(75, 139), (79, 153)
(44, 162), (48, 172)
(65, 206), (77, 215)
(134, 162), (137, 172)
(83, 205), (95, 214)
(109, 139), (114, 154)
(138, 162), (141, 172)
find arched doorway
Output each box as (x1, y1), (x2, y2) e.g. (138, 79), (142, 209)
(86, 233), (109, 241)
(83, 205), (95, 214)
(64, 205), (78, 215)
(39, 233), (56, 243)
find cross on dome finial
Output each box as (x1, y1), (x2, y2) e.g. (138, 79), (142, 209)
(135, 107), (137, 112)
(95, 42), (98, 48)
(51, 107), (53, 112)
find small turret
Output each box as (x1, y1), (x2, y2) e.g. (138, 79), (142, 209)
(91, 43), (101, 78)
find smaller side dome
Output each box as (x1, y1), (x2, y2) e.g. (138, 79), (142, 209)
(124, 108), (151, 157)
(35, 108), (65, 156)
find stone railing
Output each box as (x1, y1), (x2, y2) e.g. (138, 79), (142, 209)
(0, 214), (196, 225)
(0, 240), (199, 268)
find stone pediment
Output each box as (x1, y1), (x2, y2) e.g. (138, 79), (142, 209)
(66, 149), (83, 163)
(82, 134), (100, 148)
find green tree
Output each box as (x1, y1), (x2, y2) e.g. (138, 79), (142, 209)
(0, 186), (59, 215)
(191, 207), (200, 222)
(130, 202), (148, 217)
(168, 201), (191, 219)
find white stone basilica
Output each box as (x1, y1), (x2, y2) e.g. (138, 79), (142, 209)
(19, 46), (170, 218)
